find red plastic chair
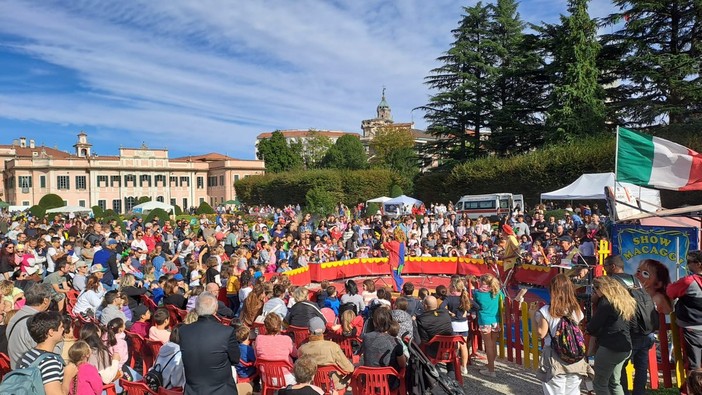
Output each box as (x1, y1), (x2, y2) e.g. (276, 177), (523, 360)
(287, 325), (310, 348)
(125, 330), (148, 376)
(252, 321), (267, 335)
(157, 387), (183, 395)
(0, 352), (11, 380)
(314, 364), (348, 395)
(350, 366), (405, 395)
(426, 335), (466, 384)
(165, 304), (186, 327)
(141, 294), (159, 311)
(326, 333), (361, 364)
(143, 339), (163, 370)
(237, 359), (259, 384)
(255, 358), (293, 395)
(119, 379), (157, 395)
(102, 383), (117, 395)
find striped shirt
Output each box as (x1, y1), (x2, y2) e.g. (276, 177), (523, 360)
(17, 349), (64, 385)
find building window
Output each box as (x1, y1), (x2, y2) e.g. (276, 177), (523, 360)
(22, 201), (30, 206)
(97, 175), (108, 187)
(125, 196), (136, 212)
(112, 199), (122, 213)
(170, 176), (178, 187)
(182, 198), (188, 209)
(98, 200), (106, 211)
(76, 176), (87, 190)
(18, 176), (32, 189)
(155, 175), (166, 186)
(111, 175), (121, 187)
(40, 176), (46, 188)
(57, 176), (70, 190)
(219, 175), (224, 186)
(156, 196), (164, 202)
(125, 174), (136, 187)
(234, 174), (239, 182)
(179, 176), (190, 187)
(197, 177), (204, 189)
(78, 200), (86, 207)
(140, 174), (151, 187)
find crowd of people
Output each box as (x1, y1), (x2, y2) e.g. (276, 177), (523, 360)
(0, 200), (699, 395)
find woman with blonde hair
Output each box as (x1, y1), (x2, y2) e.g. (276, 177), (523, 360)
(473, 273), (503, 377)
(533, 274), (592, 394)
(587, 276), (637, 395)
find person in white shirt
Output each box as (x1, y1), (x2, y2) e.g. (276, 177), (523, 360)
(45, 237), (65, 273)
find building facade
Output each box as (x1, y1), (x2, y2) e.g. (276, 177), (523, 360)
(1, 133), (265, 212)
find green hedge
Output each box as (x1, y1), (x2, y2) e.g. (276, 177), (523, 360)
(415, 131), (702, 208)
(235, 169), (408, 206)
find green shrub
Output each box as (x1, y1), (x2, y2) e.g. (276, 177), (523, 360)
(390, 184), (403, 198)
(92, 205), (104, 218)
(173, 204), (183, 216)
(145, 208), (170, 223)
(137, 196), (151, 204)
(38, 194), (64, 209)
(366, 202), (381, 216)
(196, 202), (215, 215)
(306, 187), (339, 216)
(29, 205), (45, 218)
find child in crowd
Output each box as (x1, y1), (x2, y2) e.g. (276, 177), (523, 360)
(323, 286), (340, 316)
(65, 340), (103, 395)
(235, 325), (257, 380)
(130, 305), (152, 338)
(187, 258), (201, 288)
(226, 267), (240, 314)
(186, 286), (203, 312)
(316, 280), (330, 309)
(150, 278), (167, 305)
(0, 279), (24, 311)
(104, 318), (130, 377)
(361, 279), (376, 306)
(149, 308), (171, 344)
(473, 273), (504, 378)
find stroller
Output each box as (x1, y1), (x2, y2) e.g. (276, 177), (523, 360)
(405, 337), (466, 395)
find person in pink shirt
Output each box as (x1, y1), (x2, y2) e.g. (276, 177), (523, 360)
(254, 312), (298, 385)
(64, 340), (103, 395)
(149, 308), (171, 344)
(104, 318), (129, 370)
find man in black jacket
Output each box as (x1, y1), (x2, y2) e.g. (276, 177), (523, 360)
(179, 292), (240, 395)
(415, 295), (453, 357)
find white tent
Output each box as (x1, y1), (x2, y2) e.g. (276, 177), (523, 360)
(132, 201), (175, 214)
(45, 205), (93, 214)
(383, 195), (423, 217)
(7, 205), (30, 212)
(366, 196), (392, 204)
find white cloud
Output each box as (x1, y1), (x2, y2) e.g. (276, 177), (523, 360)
(0, 0), (614, 158)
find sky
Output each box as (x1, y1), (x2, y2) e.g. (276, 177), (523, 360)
(0, 0), (617, 160)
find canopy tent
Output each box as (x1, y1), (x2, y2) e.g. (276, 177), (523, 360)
(366, 196), (392, 204)
(541, 173), (660, 202)
(7, 205), (29, 212)
(45, 205), (93, 214)
(383, 195), (423, 217)
(131, 201), (175, 214)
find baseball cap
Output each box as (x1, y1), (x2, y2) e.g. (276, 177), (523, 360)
(90, 264), (108, 273)
(558, 235), (574, 243)
(133, 305), (149, 321)
(174, 274), (184, 281)
(309, 317), (326, 335)
(107, 239), (119, 245)
(75, 260), (88, 269)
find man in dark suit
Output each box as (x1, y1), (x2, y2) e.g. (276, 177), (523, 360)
(415, 295), (453, 357)
(179, 292), (240, 395)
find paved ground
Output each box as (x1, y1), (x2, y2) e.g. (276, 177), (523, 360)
(451, 358), (543, 395)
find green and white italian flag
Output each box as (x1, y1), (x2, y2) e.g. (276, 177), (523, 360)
(617, 127), (702, 191)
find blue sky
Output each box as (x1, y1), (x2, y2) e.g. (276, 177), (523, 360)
(0, 0), (616, 159)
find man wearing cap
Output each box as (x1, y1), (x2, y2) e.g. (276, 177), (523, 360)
(558, 235), (578, 265)
(93, 239), (119, 290)
(73, 260), (90, 292)
(297, 317), (354, 391)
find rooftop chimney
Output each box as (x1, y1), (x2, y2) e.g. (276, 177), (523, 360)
(12, 139), (18, 146)
(29, 139), (35, 149)
(19, 137), (27, 148)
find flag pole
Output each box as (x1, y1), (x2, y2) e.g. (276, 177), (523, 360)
(614, 125), (620, 185)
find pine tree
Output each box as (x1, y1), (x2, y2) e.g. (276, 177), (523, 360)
(487, 0), (546, 154)
(547, 0), (605, 141)
(421, 2), (497, 166)
(601, 0), (702, 127)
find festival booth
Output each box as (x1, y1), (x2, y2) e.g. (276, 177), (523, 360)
(45, 205), (93, 214)
(131, 201), (176, 215)
(382, 195), (422, 218)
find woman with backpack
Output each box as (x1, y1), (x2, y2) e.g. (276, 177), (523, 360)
(532, 274), (592, 395)
(587, 276), (637, 395)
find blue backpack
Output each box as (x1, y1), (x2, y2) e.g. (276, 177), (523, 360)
(0, 352), (62, 395)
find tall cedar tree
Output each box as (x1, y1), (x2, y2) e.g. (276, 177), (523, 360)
(321, 134), (368, 170)
(421, 2), (497, 166)
(257, 131), (303, 173)
(488, 0), (547, 155)
(547, 0), (605, 142)
(600, 0), (702, 127)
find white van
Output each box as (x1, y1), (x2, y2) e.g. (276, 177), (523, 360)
(455, 193), (514, 221)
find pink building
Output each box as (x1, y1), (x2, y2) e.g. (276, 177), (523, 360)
(1, 133), (265, 212)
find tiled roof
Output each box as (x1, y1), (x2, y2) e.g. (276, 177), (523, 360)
(256, 129), (360, 139)
(0, 145), (72, 159)
(171, 152), (235, 162)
